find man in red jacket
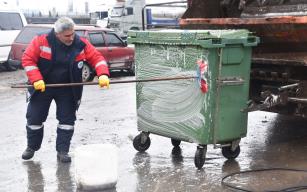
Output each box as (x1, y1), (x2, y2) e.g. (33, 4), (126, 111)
(21, 17), (110, 163)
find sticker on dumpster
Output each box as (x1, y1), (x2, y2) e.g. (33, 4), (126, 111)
(197, 59), (208, 93)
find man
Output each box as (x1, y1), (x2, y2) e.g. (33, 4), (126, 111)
(21, 17), (110, 163)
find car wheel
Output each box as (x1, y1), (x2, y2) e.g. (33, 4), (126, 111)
(4, 61), (18, 71)
(130, 27), (140, 31)
(4, 52), (18, 71)
(82, 63), (95, 82)
(129, 62), (135, 76)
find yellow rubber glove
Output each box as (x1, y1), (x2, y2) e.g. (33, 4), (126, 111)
(33, 80), (45, 92)
(98, 75), (110, 89)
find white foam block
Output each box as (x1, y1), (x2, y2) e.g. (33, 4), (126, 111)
(74, 144), (119, 190)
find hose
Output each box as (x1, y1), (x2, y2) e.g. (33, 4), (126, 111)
(221, 167), (307, 192)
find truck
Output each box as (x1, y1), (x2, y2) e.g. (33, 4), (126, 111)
(108, 0), (186, 37)
(179, 0), (307, 118)
(108, 0), (145, 37)
(89, 3), (110, 28)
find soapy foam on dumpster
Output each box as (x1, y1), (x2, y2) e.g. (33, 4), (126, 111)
(136, 44), (212, 143)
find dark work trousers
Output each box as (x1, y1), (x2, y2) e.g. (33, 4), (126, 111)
(26, 87), (76, 152)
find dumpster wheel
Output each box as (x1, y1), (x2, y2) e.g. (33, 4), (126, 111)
(171, 139), (181, 147)
(194, 145), (207, 169)
(222, 146), (240, 159)
(133, 133), (151, 152)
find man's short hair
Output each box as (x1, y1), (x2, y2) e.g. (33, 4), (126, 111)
(54, 17), (75, 33)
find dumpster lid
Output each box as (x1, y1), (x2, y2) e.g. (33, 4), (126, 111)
(128, 29), (259, 47)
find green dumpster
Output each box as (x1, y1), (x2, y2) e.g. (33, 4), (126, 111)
(128, 29), (259, 169)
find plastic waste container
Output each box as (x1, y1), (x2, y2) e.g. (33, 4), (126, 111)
(128, 29), (259, 169)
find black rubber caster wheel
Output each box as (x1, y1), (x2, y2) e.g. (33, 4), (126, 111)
(171, 139), (181, 147)
(222, 145), (240, 159)
(133, 133), (151, 152)
(194, 145), (207, 169)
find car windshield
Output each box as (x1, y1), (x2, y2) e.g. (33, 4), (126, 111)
(90, 11), (108, 19)
(0, 12), (23, 30)
(15, 27), (51, 44)
(75, 30), (85, 37)
(110, 7), (124, 17)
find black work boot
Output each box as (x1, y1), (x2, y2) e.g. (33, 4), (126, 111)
(22, 147), (35, 160)
(57, 151), (71, 163)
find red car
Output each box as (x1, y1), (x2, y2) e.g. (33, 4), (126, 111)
(9, 24), (135, 81)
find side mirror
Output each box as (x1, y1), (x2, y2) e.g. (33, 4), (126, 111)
(121, 35), (128, 46)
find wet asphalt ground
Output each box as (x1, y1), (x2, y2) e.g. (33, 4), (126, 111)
(1, 69), (307, 192)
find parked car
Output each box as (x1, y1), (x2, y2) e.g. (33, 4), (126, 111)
(0, 5), (27, 71)
(9, 24), (135, 81)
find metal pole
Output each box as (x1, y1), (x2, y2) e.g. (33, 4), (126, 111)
(288, 97), (307, 104)
(142, 6), (145, 31)
(11, 76), (197, 89)
(278, 83), (299, 91)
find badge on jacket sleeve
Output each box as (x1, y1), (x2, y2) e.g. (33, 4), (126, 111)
(78, 61), (84, 69)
